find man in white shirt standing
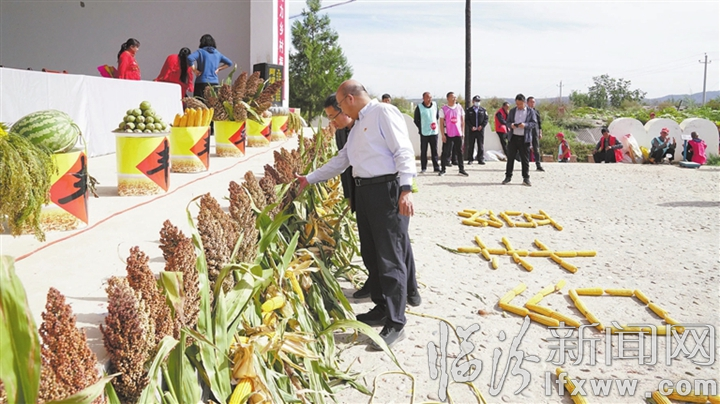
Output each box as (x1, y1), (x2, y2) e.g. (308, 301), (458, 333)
(296, 80), (417, 349)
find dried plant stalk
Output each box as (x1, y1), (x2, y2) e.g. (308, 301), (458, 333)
(164, 237), (200, 341)
(197, 193), (239, 292)
(125, 246), (174, 345)
(38, 288), (101, 403)
(243, 72), (262, 102)
(242, 171), (267, 210)
(159, 219), (186, 262)
(101, 277), (154, 403)
(228, 181), (259, 264)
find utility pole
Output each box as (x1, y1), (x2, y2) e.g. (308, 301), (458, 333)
(557, 81), (563, 103)
(465, 0), (471, 108)
(699, 53), (711, 105)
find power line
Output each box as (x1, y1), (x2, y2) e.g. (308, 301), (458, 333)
(289, 0), (357, 19)
(699, 53), (712, 105)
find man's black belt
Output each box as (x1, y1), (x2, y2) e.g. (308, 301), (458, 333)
(353, 173), (397, 187)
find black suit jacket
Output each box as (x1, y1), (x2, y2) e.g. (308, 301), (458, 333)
(506, 107), (537, 143)
(465, 106), (488, 133)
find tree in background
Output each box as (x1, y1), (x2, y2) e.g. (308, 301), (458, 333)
(289, 0), (353, 124)
(570, 74), (646, 108)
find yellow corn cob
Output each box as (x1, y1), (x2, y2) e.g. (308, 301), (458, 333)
(548, 311), (582, 328)
(576, 288), (603, 296)
(515, 221), (537, 228)
(574, 300), (590, 316)
(634, 289), (651, 304)
(203, 108), (212, 126)
(529, 250), (553, 257)
(667, 392), (709, 403)
(206, 107), (214, 125)
(486, 248), (507, 255)
(462, 208), (478, 214)
(504, 210), (522, 216)
(474, 236), (486, 249)
(178, 113), (188, 127)
(476, 209), (488, 216)
(486, 220), (503, 228)
(458, 211), (473, 218)
(261, 295), (286, 313)
(648, 302), (668, 318)
(462, 219), (483, 227)
(229, 378), (253, 404)
(568, 289), (580, 303)
(500, 290), (516, 304)
(501, 237), (513, 251)
(173, 113), (181, 127)
(539, 284), (555, 296)
(534, 239), (549, 250)
(513, 250), (528, 256)
(664, 316), (680, 325)
(491, 257), (499, 269)
(554, 251), (578, 258)
(584, 312), (603, 329)
(708, 395), (720, 404)
(480, 249), (491, 261)
(499, 212), (515, 227)
(555, 368), (590, 404)
(185, 108), (194, 127)
(526, 303), (553, 316)
(559, 260), (578, 273)
(285, 270), (305, 303)
(603, 288), (633, 296)
(474, 217), (489, 226)
(526, 293), (544, 305)
(458, 246), (483, 253)
(651, 391), (672, 404)
(530, 213), (546, 219)
(511, 283), (527, 295)
(528, 312), (560, 327)
(468, 212), (480, 220)
(512, 252), (520, 263)
(552, 222), (564, 231)
(556, 279), (566, 289)
(193, 108), (201, 126)
(489, 212), (500, 222)
(499, 302), (529, 317)
(518, 258), (533, 272)
(535, 219), (552, 226)
(575, 251), (597, 257)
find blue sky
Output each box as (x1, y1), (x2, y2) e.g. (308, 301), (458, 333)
(288, 0), (720, 100)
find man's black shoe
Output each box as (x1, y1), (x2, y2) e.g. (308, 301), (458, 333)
(433, 168), (442, 172)
(438, 171), (446, 176)
(420, 169), (427, 173)
(467, 160), (473, 165)
(356, 306), (387, 326)
(536, 166), (545, 172)
(502, 177), (511, 184)
(352, 285), (371, 299)
(523, 179), (532, 187)
(459, 170), (469, 177)
(478, 161), (486, 165)
(407, 292), (422, 307)
(370, 326), (406, 351)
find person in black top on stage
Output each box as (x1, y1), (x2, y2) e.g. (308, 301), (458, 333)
(465, 95), (489, 165)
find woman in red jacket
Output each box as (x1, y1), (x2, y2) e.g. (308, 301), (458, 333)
(155, 47), (194, 98)
(116, 38), (141, 80)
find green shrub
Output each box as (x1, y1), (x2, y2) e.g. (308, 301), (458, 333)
(706, 154), (720, 166)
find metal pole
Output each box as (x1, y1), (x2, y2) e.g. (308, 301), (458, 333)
(465, 0), (471, 107)
(699, 53), (711, 105)
(558, 80), (563, 103)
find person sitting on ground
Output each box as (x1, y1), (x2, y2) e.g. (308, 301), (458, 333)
(556, 132), (571, 162)
(381, 93), (392, 104)
(649, 127), (677, 164)
(593, 128), (623, 163)
(684, 131), (707, 165)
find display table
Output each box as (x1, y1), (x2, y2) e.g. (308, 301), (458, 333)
(0, 67), (182, 157)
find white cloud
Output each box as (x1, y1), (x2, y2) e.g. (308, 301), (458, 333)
(289, 0), (720, 99)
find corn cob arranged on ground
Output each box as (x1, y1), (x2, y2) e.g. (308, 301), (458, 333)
(172, 107), (214, 127)
(556, 368), (589, 404)
(456, 208), (562, 230)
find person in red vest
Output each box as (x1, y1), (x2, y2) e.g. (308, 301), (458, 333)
(593, 128), (623, 163)
(556, 132), (571, 162)
(155, 47), (194, 98)
(494, 102), (510, 156)
(116, 38), (141, 80)
(684, 132), (707, 165)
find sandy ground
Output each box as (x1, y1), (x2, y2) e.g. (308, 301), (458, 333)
(2, 136), (719, 404)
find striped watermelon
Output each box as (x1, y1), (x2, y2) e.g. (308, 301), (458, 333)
(10, 110), (81, 153)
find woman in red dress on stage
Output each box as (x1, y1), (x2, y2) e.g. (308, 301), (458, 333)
(116, 38), (141, 80)
(154, 47), (194, 98)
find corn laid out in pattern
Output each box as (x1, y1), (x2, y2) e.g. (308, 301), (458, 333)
(456, 236), (595, 273)
(458, 208), (562, 230)
(497, 281), (685, 335)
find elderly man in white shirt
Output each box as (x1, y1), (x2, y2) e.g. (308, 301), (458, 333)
(296, 80), (417, 350)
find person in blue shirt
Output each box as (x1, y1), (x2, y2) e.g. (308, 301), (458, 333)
(187, 34), (233, 98)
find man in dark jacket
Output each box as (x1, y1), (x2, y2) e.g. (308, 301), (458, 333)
(527, 96), (544, 171)
(503, 93), (537, 186)
(465, 95), (489, 165)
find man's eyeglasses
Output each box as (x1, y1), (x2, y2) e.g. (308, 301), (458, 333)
(337, 94), (349, 108)
(327, 109), (342, 121)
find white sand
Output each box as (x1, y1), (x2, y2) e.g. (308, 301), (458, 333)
(3, 138), (718, 403)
